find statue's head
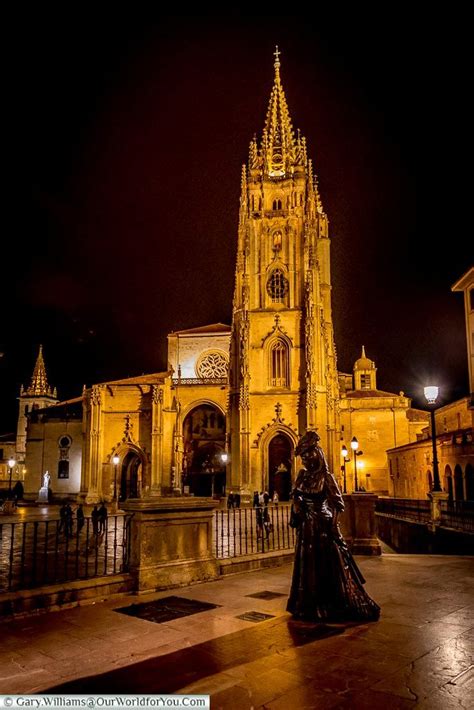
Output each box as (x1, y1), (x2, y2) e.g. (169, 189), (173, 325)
(295, 430), (321, 457)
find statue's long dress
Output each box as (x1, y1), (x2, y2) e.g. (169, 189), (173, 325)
(287, 461), (380, 622)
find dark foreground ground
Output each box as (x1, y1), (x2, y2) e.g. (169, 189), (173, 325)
(0, 555), (473, 709)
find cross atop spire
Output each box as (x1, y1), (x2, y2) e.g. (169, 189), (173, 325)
(23, 345), (56, 397)
(273, 45), (281, 69)
(248, 48), (308, 179)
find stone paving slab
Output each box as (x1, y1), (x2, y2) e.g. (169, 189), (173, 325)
(0, 554), (472, 708)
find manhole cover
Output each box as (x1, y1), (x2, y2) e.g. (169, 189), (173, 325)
(236, 611), (276, 622)
(245, 591), (286, 600)
(115, 596), (221, 623)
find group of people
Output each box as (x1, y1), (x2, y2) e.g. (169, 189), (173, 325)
(226, 492), (241, 508)
(252, 490), (279, 507)
(252, 490), (276, 539)
(58, 502), (108, 537)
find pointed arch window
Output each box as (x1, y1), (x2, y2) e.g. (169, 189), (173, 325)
(269, 339), (289, 388)
(272, 199), (282, 211)
(267, 269), (289, 303)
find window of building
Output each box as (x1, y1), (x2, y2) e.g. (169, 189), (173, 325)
(360, 374), (371, 390)
(267, 269), (289, 302)
(58, 435), (72, 478)
(272, 199), (282, 211)
(269, 340), (289, 387)
(58, 460), (69, 479)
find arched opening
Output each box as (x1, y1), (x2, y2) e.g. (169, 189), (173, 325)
(268, 433), (293, 501)
(120, 451), (143, 500)
(444, 465), (453, 501)
(454, 465), (464, 501)
(465, 464), (474, 501)
(182, 404), (226, 497)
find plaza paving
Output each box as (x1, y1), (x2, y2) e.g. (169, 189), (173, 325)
(0, 554), (472, 708)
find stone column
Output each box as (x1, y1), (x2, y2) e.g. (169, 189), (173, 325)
(340, 493), (382, 555)
(121, 497), (219, 593)
(428, 490), (449, 530)
(86, 386), (103, 503)
(150, 386), (164, 496)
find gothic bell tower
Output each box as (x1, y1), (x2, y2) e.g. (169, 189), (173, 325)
(229, 49), (340, 498)
(16, 345), (58, 460)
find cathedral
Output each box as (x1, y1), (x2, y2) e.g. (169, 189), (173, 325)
(8, 51), (428, 504)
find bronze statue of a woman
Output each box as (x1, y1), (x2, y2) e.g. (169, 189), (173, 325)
(287, 431), (380, 622)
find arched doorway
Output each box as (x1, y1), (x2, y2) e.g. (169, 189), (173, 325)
(182, 404), (226, 497)
(454, 465), (464, 501)
(268, 433), (292, 501)
(444, 465), (453, 501)
(120, 451), (143, 500)
(465, 464), (474, 501)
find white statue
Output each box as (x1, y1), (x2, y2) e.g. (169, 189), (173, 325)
(43, 471), (50, 488)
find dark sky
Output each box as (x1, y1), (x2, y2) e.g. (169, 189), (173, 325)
(1, 11), (471, 432)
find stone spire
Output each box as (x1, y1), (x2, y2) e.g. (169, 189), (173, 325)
(261, 46), (298, 178)
(23, 345), (55, 397)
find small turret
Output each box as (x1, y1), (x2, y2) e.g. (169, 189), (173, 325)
(353, 346), (377, 390)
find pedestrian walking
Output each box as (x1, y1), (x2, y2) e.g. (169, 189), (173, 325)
(65, 504), (74, 537)
(252, 491), (259, 508)
(273, 491), (279, 505)
(91, 505), (99, 536)
(58, 503), (67, 533)
(98, 502), (108, 534)
(76, 504), (85, 533)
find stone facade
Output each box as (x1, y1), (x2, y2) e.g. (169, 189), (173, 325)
(229, 52), (339, 499)
(452, 266), (474, 399)
(339, 347), (428, 494)
(387, 397), (474, 500)
(11, 54), (438, 505)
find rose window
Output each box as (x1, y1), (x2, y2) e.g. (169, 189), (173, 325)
(196, 351), (229, 378)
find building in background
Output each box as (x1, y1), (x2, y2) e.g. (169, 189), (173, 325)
(339, 347), (428, 494)
(5, 60), (471, 506)
(387, 266), (474, 501)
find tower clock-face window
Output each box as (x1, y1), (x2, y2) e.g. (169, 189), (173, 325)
(267, 269), (289, 302)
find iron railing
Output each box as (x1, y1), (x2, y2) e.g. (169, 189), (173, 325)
(214, 504), (296, 558)
(375, 498), (431, 524)
(440, 501), (474, 533)
(171, 378), (227, 386)
(0, 514), (132, 593)
(376, 497), (474, 534)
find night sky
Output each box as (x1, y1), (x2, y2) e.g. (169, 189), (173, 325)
(1, 11), (470, 433)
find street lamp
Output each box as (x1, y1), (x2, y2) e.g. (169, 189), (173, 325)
(341, 444), (350, 494)
(220, 451), (229, 496)
(350, 437), (363, 492)
(112, 455), (120, 511)
(8, 458), (16, 498)
(424, 386), (442, 492)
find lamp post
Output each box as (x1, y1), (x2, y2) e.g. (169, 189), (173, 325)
(8, 458), (16, 498)
(341, 444), (350, 494)
(424, 386), (442, 492)
(350, 437), (363, 492)
(112, 455), (120, 512)
(220, 450), (229, 496)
